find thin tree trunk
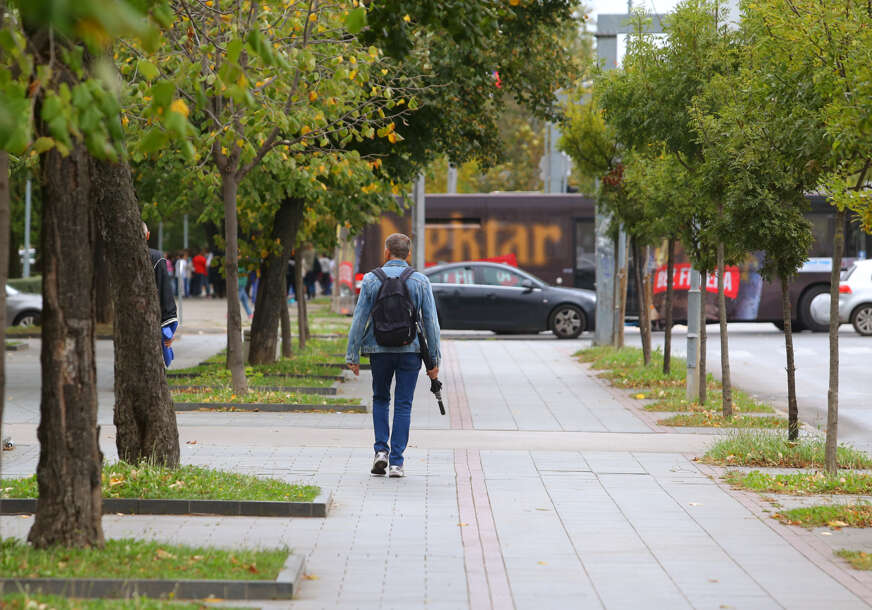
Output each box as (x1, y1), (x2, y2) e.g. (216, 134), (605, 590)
(615, 236), (629, 348)
(0, 152), (9, 455)
(781, 275), (799, 441)
(642, 245), (653, 365)
(632, 238), (651, 365)
(295, 247), (307, 350)
(663, 238), (675, 374)
(91, 158), (179, 467)
(825, 208), (846, 473)
(248, 197), (302, 364)
(222, 175), (247, 394)
(94, 236), (113, 325)
(699, 269), (707, 406)
(281, 273), (293, 358)
(28, 142), (104, 549)
(717, 243), (733, 417)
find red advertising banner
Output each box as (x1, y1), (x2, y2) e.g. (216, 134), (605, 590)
(653, 263), (740, 299)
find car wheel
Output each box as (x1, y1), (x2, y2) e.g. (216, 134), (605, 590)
(549, 304), (586, 339)
(798, 285), (830, 333)
(851, 304), (872, 336)
(13, 310), (41, 327)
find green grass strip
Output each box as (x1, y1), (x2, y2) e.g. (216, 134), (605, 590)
(724, 470), (872, 495)
(0, 594), (251, 610)
(702, 432), (872, 469)
(1, 462), (319, 502)
(774, 504), (872, 528)
(837, 550), (872, 570)
(171, 388), (357, 405)
(167, 370), (334, 388)
(658, 413), (785, 428)
(0, 538), (287, 581)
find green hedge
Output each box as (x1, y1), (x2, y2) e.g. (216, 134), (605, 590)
(8, 276), (41, 293)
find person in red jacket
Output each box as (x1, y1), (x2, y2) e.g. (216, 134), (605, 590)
(191, 249), (208, 297)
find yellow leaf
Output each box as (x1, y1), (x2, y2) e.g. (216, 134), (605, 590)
(300, 125), (311, 136)
(169, 99), (189, 118)
(403, 14), (411, 22)
(309, 91), (318, 102)
(387, 132), (398, 144)
(309, 13), (317, 22)
(828, 520), (849, 528)
(221, 13), (232, 22)
(156, 549), (176, 559)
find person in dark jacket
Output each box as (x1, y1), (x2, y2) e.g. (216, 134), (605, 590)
(144, 223), (179, 367)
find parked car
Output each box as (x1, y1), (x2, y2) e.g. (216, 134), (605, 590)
(839, 260), (872, 336)
(6, 285), (42, 327)
(422, 262), (596, 339)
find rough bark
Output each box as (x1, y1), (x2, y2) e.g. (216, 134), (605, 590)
(0, 152), (9, 453)
(281, 273), (293, 358)
(698, 269), (707, 406)
(781, 275), (799, 441)
(28, 142), (104, 549)
(90, 158), (179, 467)
(295, 247), (307, 350)
(632, 239), (651, 366)
(94, 235), (113, 325)
(825, 208), (845, 473)
(248, 197), (303, 364)
(222, 175), (247, 394)
(663, 238), (675, 375)
(717, 243), (733, 417)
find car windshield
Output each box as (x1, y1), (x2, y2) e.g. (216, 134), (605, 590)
(5, 284), (19, 296)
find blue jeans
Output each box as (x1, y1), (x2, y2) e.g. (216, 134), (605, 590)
(371, 353), (421, 466)
(239, 285), (252, 317)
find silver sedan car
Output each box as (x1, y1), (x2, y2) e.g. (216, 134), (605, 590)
(839, 260), (872, 336)
(6, 285), (42, 327)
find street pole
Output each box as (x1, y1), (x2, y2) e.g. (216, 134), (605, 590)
(158, 221), (164, 253)
(613, 227), (627, 346)
(23, 178), (31, 278)
(413, 174), (426, 270)
(183, 214), (189, 249)
(446, 165), (457, 194)
(686, 268), (702, 400)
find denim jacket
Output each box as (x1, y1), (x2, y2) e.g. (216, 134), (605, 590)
(345, 259), (441, 366)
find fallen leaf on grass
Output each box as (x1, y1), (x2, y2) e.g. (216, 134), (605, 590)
(828, 520), (849, 528)
(156, 549), (176, 559)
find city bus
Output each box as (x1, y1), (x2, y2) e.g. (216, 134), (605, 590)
(355, 193), (870, 331)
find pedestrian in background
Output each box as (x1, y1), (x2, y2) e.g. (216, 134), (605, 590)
(143, 223), (179, 367)
(345, 233), (441, 478)
(319, 254), (333, 296)
(238, 265), (253, 320)
(177, 250), (191, 298)
(192, 249), (208, 297)
(287, 254), (296, 303)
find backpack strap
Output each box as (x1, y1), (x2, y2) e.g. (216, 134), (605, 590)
(372, 267), (388, 283)
(399, 267), (415, 282)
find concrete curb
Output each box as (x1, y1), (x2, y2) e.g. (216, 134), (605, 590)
(173, 401), (366, 413)
(0, 554), (305, 600)
(170, 384), (338, 395)
(167, 372), (346, 382)
(0, 490), (332, 518)
(5, 342), (29, 351)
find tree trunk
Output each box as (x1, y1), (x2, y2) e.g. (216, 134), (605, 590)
(0, 152), (10, 451)
(632, 239), (651, 365)
(615, 236), (629, 348)
(781, 275), (799, 441)
(825, 208), (845, 473)
(642, 245), (653, 365)
(295, 247), (307, 350)
(28, 142), (104, 549)
(248, 197), (303, 364)
(90, 158), (179, 467)
(94, 235), (113, 325)
(222, 174), (247, 394)
(717, 243), (733, 417)
(663, 238), (675, 374)
(281, 273), (293, 358)
(698, 269), (707, 406)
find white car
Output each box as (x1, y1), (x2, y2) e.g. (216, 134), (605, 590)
(6, 284), (42, 327)
(839, 260), (872, 336)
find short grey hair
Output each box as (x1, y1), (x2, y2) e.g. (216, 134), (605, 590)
(385, 233), (411, 260)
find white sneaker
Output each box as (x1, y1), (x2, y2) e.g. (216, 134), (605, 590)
(371, 451), (388, 475)
(389, 465), (404, 478)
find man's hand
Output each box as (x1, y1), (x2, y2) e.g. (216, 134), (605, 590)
(348, 363), (360, 376)
(426, 366), (439, 380)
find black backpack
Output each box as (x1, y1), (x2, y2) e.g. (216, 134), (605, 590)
(370, 267), (417, 347)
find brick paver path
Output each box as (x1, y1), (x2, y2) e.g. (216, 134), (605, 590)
(2, 329), (872, 609)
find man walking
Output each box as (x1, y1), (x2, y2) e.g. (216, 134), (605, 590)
(144, 223), (179, 367)
(346, 233), (441, 478)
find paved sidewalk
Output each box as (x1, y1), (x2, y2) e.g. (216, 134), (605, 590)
(2, 321), (872, 608)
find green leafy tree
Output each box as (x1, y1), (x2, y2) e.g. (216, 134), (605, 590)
(745, 0), (872, 471)
(125, 1), (416, 389)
